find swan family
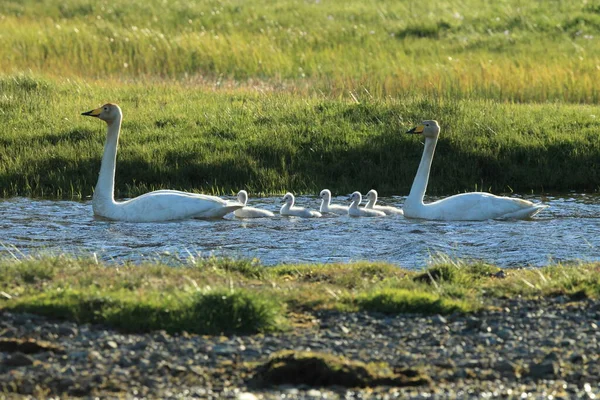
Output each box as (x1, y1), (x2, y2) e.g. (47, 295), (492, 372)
(82, 105), (547, 222)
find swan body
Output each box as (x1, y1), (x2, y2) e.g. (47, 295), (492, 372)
(348, 191), (386, 217)
(365, 189), (404, 216)
(404, 120), (547, 221)
(319, 189), (349, 215)
(82, 103), (243, 222)
(280, 192), (322, 218)
(233, 190), (275, 218)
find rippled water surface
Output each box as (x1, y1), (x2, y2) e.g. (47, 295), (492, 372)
(0, 194), (599, 269)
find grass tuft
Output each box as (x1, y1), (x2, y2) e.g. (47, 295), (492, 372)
(7, 287), (284, 335)
(354, 288), (472, 315)
(2, 256), (600, 334)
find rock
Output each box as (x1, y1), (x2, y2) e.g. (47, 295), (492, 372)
(105, 340), (118, 349)
(464, 317), (481, 331)
(496, 328), (514, 340)
(237, 393), (259, 400)
(213, 344), (237, 356)
(88, 350), (104, 361)
(527, 359), (560, 379)
(69, 350), (89, 361)
(431, 315), (447, 324)
(492, 270), (507, 279)
(560, 338), (575, 347)
(4, 352), (34, 367)
(493, 359), (520, 378)
(569, 353), (587, 364)
(58, 326), (78, 337)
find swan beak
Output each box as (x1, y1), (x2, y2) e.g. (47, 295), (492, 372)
(81, 107), (102, 117)
(407, 125), (424, 134)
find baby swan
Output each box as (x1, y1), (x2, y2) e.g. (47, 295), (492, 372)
(404, 120), (547, 220)
(81, 103), (242, 222)
(233, 190), (275, 218)
(280, 192), (322, 218)
(348, 191), (386, 217)
(319, 189), (349, 215)
(365, 189), (403, 216)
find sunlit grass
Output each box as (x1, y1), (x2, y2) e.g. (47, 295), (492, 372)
(2, 255), (599, 334)
(1, 0), (600, 102)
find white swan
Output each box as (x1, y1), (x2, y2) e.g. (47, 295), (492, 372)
(365, 189), (404, 216)
(348, 191), (386, 217)
(404, 120), (547, 220)
(233, 190), (275, 218)
(280, 192), (322, 218)
(319, 189), (349, 215)
(81, 103), (243, 222)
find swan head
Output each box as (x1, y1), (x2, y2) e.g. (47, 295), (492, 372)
(236, 190), (248, 205)
(81, 103), (122, 124)
(282, 192), (294, 205)
(406, 120), (440, 139)
(348, 191), (362, 203)
(366, 189), (378, 201)
(319, 189), (331, 200)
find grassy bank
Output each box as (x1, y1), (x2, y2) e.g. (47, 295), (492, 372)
(1, 256), (599, 335)
(1, 75), (600, 198)
(2, 0), (600, 197)
(2, 0), (600, 102)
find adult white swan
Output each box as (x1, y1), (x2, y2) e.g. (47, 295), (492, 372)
(233, 190), (275, 218)
(404, 120), (547, 220)
(365, 189), (403, 215)
(280, 192), (322, 218)
(348, 191), (386, 217)
(319, 189), (349, 215)
(81, 103), (243, 222)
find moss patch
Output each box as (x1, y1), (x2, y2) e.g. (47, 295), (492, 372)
(251, 350), (431, 388)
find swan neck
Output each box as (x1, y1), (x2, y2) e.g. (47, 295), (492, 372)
(408, 136), (437, 202)
(94, 117), (122, 202)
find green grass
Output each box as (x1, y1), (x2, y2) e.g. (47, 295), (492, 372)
(2, 256), (599, 334)
(1, 75), (600, 198)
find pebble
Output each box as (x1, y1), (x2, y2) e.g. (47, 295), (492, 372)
(1, 297), (600, 399)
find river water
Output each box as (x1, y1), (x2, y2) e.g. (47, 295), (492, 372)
(0, 194), (598, 269)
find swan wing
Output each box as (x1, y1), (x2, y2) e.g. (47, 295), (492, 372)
(425, 192), (543, 221)
(374, 205), (404, 215)
(118, 191), (242, 221)
(234, 206), (275, 218)
(322, 204), (349, 215)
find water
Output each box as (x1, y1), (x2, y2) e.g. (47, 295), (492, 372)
(0, 194), (598, 269)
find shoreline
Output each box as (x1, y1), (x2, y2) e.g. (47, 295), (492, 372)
(1, 257), (599, 397)
(2, 296), (599, 398)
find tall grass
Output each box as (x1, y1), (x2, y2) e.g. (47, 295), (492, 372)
(1, 75), (599, 198)
(1, 0), (600, 101)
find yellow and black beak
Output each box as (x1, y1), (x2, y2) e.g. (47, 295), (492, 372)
(81, 107), (102, 118)
(406, 124), (425, 134)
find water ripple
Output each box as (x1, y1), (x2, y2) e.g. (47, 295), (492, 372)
(0, 194), (598, 269)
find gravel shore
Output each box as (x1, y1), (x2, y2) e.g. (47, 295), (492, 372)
(1, 297), (599, 399)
